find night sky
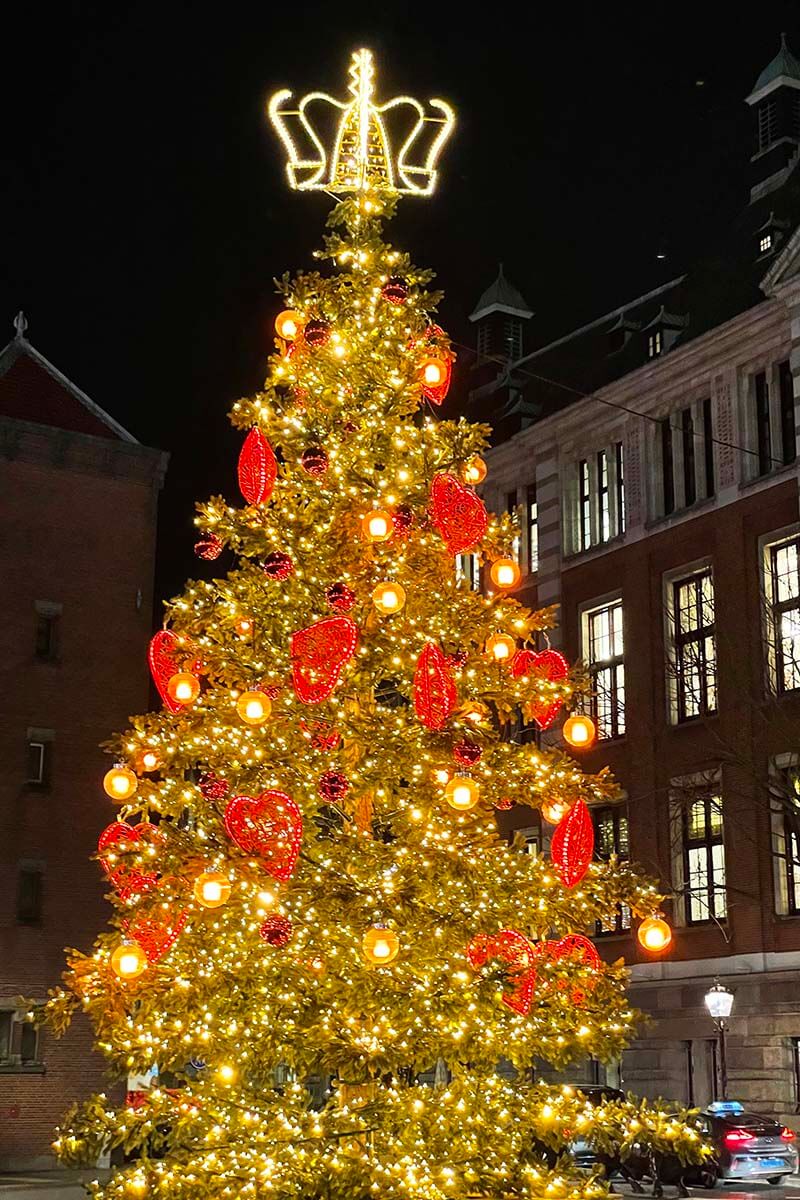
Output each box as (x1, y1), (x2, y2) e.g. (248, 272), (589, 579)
(3, 1), (800, 606)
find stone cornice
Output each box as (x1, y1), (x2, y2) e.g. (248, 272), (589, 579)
(0, 415), (168, 488)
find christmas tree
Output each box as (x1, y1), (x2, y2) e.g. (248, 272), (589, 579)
(47, 49), (707, 1200)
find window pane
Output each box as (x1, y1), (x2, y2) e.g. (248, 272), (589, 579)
(586, 601), (625, 739)
(20, 1022), (38, 1064)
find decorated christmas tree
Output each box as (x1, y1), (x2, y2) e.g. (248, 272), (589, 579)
(47, 49), (707, 1200)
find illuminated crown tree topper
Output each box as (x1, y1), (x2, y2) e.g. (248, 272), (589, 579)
(268, 48), (455, 196)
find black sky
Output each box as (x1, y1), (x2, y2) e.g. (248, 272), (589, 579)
(3, 1), (800, 605)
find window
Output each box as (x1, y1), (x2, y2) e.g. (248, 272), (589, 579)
(660, 417), (675, 515)
(579, 459), (591, 551)
(477, 323), (490, 362)
(512, 827), (540, 856)
(770, 762), (800, 915)
(615, 442), (625, 534)
(593, 806), (631, 934)
(766, 536), (800, 693)
(26, 739), (51, 787)
(681, 789), (726, 924)
(779, 360), (796, 466)
(648, 329), (663, 359)
(755, 370), (771, 476)
(760, 234), (773, 254)
(584, 600), (625, 739)
(35, 613), (58, 660)
(526, 485), (538, 574)
(597, 451), (610, 543)
(758, 99), (778, 151)
(681, 408), (696, 506)
(506, 490), (520, 563)
(702, 397), (715, 497)
(17, 865), (44, 925)
(0, 1011), (40, 1069)
(456, 554), (480, 591)
(670, 569), (717, 722)
(503, 317), (522, 362)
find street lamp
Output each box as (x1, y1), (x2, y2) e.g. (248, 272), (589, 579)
(704, 978), (735, 1100)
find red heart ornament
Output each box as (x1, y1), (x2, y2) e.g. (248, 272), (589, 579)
(429, 473), (488, 556)
(238, 428), (277, 506)
(148, 630), (185, 714)
(535, 933), (601, 1005)
(291, 616), (358, 705)
(466, 929), (537, 1015)
(123, 906), (188, 964)
(98, 822), (160, 900)
(550, 798), (594, 888)
(223, 791), (302, 881)
(510, 648), (569, 730)
(413, 643), (457, 730)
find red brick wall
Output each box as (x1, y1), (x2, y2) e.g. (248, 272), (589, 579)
(0, 452), (159, 1168)
(557, 478), (800, 966)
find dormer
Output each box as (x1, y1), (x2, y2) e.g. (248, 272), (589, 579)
(469, 265), (533, 366)
(606, 311), (641, 357)
(756, 210), (791, 259)
(746, 33), (800, 202)
(642, 307), (689, 360)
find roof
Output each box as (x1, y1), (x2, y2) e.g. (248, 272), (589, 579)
(0, 315), (137, 443)
(469, 264), (533, 322)
(748, 33), (800, 103)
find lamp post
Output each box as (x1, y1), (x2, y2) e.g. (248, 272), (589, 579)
(704, 978), (735, 1100)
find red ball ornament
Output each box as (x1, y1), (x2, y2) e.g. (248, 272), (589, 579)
(263, 552), (294, 580)
(550, 798), (594, 888)
(393, 505), (414, 535)
(453, 738), (482, 767)
(301, 446), (329, 477)
(199, 772), (229, 801)
(223, 790), (303, 881)
(413, 643), (458, 731)
(260, 914), (293, 947)
(382, 276), (409, 304)
(291, 616), (359, 704)
(303, 319), (332, 348)
(238, 428), (277, 506)
(429, 473), (489, 556)
(318, 770), (350, 804)
(97, 821), (160, 900)
(325, 582), (356, 613)
(449, 649), (469, 669)
(466, 930), (537, 1016)
(511, 648), (569, 731)
(194, 533), (223, 561)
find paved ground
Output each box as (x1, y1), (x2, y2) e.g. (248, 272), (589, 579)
(614, 1183), (800, 1197)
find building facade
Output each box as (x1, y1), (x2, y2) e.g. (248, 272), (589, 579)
(476, 40), (800, 1122)
(0, 316), (167, 1168)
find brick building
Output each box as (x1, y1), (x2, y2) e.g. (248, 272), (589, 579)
(0, 315), (167, 1168)
(475, 38), (800, 1120)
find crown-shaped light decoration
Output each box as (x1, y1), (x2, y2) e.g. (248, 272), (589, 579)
(268, 48), (455, 197)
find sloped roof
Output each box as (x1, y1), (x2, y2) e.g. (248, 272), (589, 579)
(469, 264), (533, 322)
(748, 33), (800, 101)
(0, 318), (137, 442)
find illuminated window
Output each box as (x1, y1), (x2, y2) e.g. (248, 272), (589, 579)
(579, 459), (591, 550)
(455, 554), (480, 591)
(526, 485), (538, 573)
(670, 569), (717, 722)
(770, 762), (800, 915)
(760, 234), (773, 254)
(682, 789), (726, 925)
(593, 806), (631, 935)
(0, 1010), (40, 1068)
(765, 536), (800, 693)
(597, 450), (610, 543)
(506, 490), (520, 563)
(583, 600), (625, 739)
(648, 329), (662, 359)
(615, 442), (625, 534)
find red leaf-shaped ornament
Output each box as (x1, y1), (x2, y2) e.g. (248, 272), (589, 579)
(148, 630), (185, 714)
(550, 798), (594, 888)
(123, 907), (188, 964)
(238, 428), (277, 505)
(98, 821), (160, 900)
(223, 790), (302, 881)
(291, 616), (358, 705)
(413, 643), (457, 730)
(466, 929), (537, 1015)
(510, 647), (569, 730)
(429, 473), (488, 556)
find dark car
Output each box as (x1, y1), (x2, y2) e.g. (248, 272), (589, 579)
(699, 1100), (798, 1186)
